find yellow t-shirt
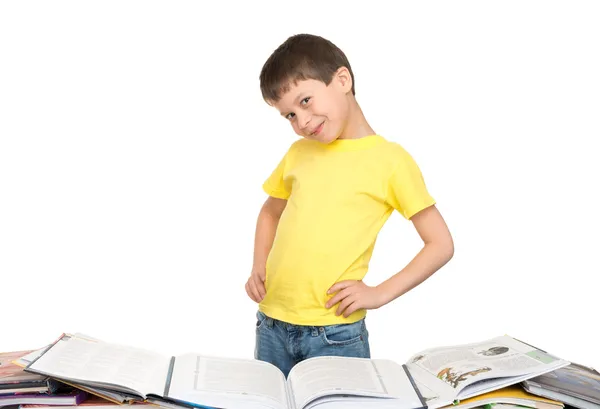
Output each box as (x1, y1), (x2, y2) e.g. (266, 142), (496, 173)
(259, 134), (435, 325)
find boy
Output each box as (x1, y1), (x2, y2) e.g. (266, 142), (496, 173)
(245, 34), (454, 378)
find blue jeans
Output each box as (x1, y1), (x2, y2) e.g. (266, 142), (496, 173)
(254, 310), (370, 378)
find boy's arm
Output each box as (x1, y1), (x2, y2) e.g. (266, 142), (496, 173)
(246, 196), (287, 303)
(376, 204), (454, 305)
(326, 204), (454, 316)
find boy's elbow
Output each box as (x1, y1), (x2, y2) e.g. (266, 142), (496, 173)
(445, 240), (455, 262)
(427, 231), (454, 263)
(441, 233), (454, 262)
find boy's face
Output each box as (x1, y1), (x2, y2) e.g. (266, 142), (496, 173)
(269, 68), (352, 143)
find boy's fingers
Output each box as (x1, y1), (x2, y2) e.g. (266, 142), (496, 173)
(342, 302), (359, 318)
(250, 282), (260, 303)
(245, 281), (257, 303)
(325, 294), (340, 309)
(250, 277), (265, 301)
(325, 287), (351, 309)
(253, 275), (266, 299)
(248, 279), (262, 303)
(336, 296), (354, 316)
(327, 280), (355, 294)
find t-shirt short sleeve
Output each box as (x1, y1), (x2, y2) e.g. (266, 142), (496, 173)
(386, 146), (436, 219)
(262, 149), (292, 200)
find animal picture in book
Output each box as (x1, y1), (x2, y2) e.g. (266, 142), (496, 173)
(411, 355), (425, 364)
(437, 365), (492, 388)
(478, 347), (509, 357)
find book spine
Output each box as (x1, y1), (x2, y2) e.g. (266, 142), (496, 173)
(163, 357), (176, 397)
(25, 334), (69, 370)
(512, 337), (547, 353)
(403, 364), (428, 409)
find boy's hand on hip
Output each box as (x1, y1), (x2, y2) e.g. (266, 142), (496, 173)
(245, 268), (266, 303)
(325, 280), (384, 318)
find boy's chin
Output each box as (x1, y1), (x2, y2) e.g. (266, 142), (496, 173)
(312, 133), (338, 144)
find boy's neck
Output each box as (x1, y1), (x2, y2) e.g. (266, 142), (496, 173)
(338, 97), (376, 140)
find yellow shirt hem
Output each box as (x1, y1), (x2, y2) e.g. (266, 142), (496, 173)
(258, 305), (367, 326)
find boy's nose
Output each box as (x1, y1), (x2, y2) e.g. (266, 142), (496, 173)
(297, 113), (311, 130)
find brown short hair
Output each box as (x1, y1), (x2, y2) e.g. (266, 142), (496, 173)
(259, 34), (355, 103)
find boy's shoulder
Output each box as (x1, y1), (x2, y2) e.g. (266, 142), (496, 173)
(378, 136), (418, 156)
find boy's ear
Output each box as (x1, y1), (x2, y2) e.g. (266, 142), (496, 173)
(333, 66), (353, 94)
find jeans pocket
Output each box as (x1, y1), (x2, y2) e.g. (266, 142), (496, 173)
(320, 319), (366, 346)
(256, 310), (270, 331)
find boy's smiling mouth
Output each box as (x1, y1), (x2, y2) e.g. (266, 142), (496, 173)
(310, 121), (325, 136)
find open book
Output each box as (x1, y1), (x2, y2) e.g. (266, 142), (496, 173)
(23, 334), (569, 409)
(12, 339), (137, 405)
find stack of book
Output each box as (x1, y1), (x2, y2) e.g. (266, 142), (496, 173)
(0, 350), (87, 408)
(1, 333), (598, 409)
(522, 362), (600, 409)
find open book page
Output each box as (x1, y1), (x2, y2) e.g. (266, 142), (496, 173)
(166, 353), (289, 409)
(287, 357), (422, 409)
(26, 335), (170, 398)
(301, 395), (422, 409)
(406, 364), (457, 408)
(12, 348), (50, 368)
(405, 336), (569, 408)
(412, 377), (446, 405)
(14, 333), (102, 367)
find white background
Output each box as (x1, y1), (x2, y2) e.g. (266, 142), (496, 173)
(1, 1), (599, 369)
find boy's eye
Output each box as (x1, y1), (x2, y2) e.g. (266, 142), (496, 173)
(284, 97), (310, 120)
